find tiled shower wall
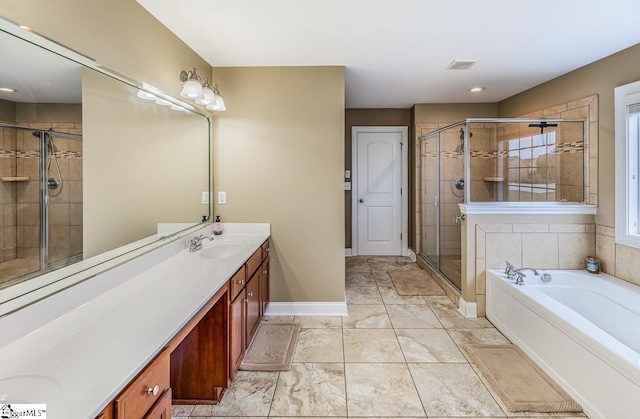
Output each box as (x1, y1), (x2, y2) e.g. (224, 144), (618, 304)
(0, 124), (18, 262)
(15, 122), (83, 264)
(414, 94), (598, 261)
(0, 122), (82, 267)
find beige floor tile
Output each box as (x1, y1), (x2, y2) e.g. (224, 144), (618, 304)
(369, 261), (402, 273)
(396, 329), (466, 363)
(191, 371), (278, 417)
(261, 315), (295, 323)
(426, 295), (494, 329)
(345, 363), (426, 417)
(367, 255), (399, 262)
(346, 285), (383, 304)
(373, 273), (394, 287)
(409, 363), (505, 417)
(294, 328), (343, 362)
(386, 304), (443, 329)
(346, 271), (377, 287)
(294, 316), (342, 328)
(270, 363), (346, 416)
(346, 258), (371, 273)
(171, 405), (194, 417)
(448, 328), (511, 346)
(400, 262), (422, 270)
(343, 329), (405, 362)
(342, 304), (392, 329)
(378, 286), (427, 305)
(396, 256), (414, 263)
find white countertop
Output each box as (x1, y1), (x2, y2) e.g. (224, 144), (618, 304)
(0, 223), (270, 419)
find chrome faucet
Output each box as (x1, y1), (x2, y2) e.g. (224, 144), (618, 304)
(189, 234), (214, 252)
(504, 261), (540, 286)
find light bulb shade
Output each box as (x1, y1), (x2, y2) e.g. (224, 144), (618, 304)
(137, 90), (157, 100)
(180, 79), (203, 99)
(206, 94), (226, 111)
(195, 86), (215, 105)
(155, 98), (172, 106)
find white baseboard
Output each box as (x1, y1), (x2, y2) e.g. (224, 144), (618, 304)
(345, 248), (352, 256)
(458, 297), (478, 318)
(265, 301), (349, 316)
(408, 249), (416, 262)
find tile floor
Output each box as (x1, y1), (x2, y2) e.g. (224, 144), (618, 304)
(172, 256), (587, 419)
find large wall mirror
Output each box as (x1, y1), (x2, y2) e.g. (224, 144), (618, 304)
(0, 17), (210, 314)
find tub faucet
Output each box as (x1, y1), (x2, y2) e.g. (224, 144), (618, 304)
(189, 234), (214, 252)
(505, 261), (540, 286)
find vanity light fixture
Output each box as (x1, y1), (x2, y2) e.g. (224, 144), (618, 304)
(179, 67), (226, 111)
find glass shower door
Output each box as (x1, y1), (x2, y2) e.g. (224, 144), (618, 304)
(420, 134), (438, 265)
(439, 126), (463, 289)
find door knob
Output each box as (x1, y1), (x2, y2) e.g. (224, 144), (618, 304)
(359, 199), (364, 203)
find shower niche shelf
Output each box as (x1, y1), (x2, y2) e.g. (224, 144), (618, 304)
(1, 177), (30, 182)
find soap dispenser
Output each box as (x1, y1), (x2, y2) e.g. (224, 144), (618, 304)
(213, 215), (223, 235)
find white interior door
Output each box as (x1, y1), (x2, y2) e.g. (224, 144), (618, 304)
(354, 127), (404, 255)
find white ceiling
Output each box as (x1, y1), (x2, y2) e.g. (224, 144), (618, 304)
(137, 0), (640, 109)
(0, 30), (82, 103)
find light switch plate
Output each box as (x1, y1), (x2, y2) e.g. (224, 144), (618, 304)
(218, 191), (227, 204)
(201, 191), (209, 204)
(344, 182), (352, 190)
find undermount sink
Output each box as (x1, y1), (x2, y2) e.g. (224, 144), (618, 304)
(0, 375), (62, 403)
(198, 241), (248, 260)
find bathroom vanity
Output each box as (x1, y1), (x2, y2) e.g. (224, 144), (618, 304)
(0, 223), (271, 419)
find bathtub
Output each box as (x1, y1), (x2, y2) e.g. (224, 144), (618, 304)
(486, 269), (640, 419)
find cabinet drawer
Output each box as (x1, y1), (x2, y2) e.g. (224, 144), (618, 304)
(115, 348), (170, 419)
(229, 265), (246, 301)
(143, 388), (171, 419)
(246, 248), (262, 279)
(261, 240), (270, 261)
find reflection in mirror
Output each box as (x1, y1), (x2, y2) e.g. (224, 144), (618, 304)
(0, 19), (210, 307)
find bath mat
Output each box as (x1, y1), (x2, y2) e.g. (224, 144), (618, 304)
(239, 322), (300, 371)
(465, 344), (582, 413)
(389, 269), (446, 296)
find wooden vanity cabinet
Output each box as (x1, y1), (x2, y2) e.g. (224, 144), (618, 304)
(228, 239), (271, 380)
(113, 348), (170, 419)
(245, 274), (261, 343)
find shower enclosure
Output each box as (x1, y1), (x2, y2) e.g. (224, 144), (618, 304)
(0, 123), (83, 288)
(418, 118), (586, 290)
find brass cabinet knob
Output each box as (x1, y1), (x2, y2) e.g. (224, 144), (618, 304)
(147, 385), (160, 396)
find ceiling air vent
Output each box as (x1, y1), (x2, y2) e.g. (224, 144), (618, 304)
(447, 60), (478, 70)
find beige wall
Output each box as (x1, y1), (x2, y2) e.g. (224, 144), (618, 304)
(0, 99), (15, 122)
(83, 69), (209, 257)
(1, 0), (210, 98)
(498, 43), (640, 227)
(15, 104), (82, 124)
(344, 109), (411, 249)
(212, 66), (345, 303)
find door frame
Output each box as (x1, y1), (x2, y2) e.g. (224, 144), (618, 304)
(351, 126), (408, 256)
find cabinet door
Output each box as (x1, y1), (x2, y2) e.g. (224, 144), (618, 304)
(229, 290), (245, 380)
(245, 276), (261, 347)
(259, 259), (269, 316)
(143, 388), (171, 419)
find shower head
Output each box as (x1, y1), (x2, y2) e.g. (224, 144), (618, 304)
(528, 121), (557, 134)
